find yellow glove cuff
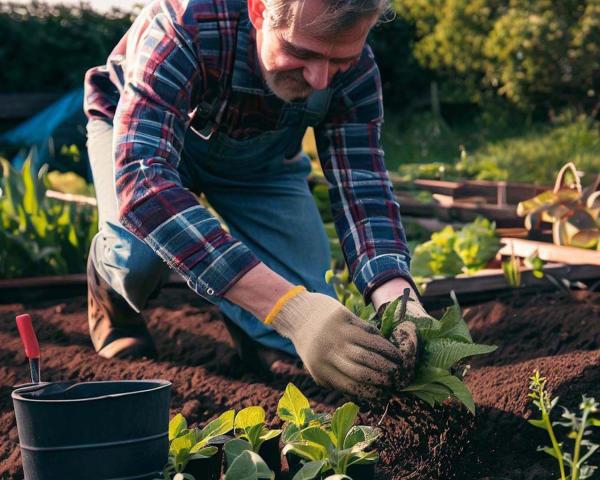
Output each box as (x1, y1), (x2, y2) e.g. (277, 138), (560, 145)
(264, 286), (306, 325)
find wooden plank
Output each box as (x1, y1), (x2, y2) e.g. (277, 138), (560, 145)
(0, 93), (63, 120)
(499, 238), (600, 266)
(421, 263), (600, 309)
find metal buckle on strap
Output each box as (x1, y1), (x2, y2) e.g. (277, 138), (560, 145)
(190, 124), (216, 141)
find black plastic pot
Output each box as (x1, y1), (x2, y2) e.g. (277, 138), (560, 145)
(258, 435), (282, 477)
(347, 461), (377, 480)
(286, 452), (303, 477)
(286, 452), (377, 480)
(183, 434), (232, 480)
(12, 380), (171, 480)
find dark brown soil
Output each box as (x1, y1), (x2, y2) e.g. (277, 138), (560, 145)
(0, 288), (598, 480)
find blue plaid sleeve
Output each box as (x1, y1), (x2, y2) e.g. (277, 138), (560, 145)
(113, 3), (260, 300)
(314, 44), (413, 302)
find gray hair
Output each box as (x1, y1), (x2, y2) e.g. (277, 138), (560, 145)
(264, 0), (395, 37)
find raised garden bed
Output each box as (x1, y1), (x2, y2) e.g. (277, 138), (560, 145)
(0, 287), (598, 479)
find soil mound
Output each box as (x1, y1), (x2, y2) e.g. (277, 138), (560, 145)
(0, 288), (598, 479)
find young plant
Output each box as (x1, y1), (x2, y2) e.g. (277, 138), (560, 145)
(277, 383), (331, 443)
(528, 370), (600, 480)
(282, 399), (380, 479)
(159, 410), (234, 479)
(233, 406), (282, 453)
(223, 439), (274, 480)
(326, 271), (497, 413)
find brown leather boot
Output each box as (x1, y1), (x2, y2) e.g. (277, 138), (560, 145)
(87, 255), (157, 359)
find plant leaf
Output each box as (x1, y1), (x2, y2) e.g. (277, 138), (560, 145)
(425, 338), (497, 370)
(197, 409), (235, 443)
(331, 403), (359, 449)
(291, 460), (327, 480)
(235, 406), (266, 431)
(169, 413), (188, 441)
(224, 450), (274, 480)
(278, 383), (310, 427)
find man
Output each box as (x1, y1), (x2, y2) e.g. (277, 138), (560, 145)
(84, 0), (427, 399)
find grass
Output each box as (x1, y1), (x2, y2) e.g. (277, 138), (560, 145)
(381, 110), (600, 186)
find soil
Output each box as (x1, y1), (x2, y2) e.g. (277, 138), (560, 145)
(0, 287), (598, 480)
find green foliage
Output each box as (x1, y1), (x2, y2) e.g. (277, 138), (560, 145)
(234, 406), (282, 453)
(528, 370), (600, 480)
(223, 445), (274, 480)
(326, 268), (497, 413)
(395, 0), (600, 112)
(411, 217), (500, 280)
(0, 2), (133, 93)
(389, 111), (600, 186)
(279, 385), (379, 478)
(160, 410), (235, 478)
(0, 152), (98, 278)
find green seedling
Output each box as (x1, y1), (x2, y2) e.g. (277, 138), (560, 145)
(326, 271), (497, 413)
(233, 406), (282, 453)
(158, 410), (234, 479)
(277, 383), (331, 443)
(223, 440), (274, 480)
(282, 395), (379, 479)
(502, 249), (522, 288)
(528, 370), (600, 480)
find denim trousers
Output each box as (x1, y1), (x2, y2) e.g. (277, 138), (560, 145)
(86, 118), (336, 356)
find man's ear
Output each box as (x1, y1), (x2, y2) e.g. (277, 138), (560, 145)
(247, 0), (267, 29)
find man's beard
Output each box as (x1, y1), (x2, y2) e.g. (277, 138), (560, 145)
(264, 69), (313, 102)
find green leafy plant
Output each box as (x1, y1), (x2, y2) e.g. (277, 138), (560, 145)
(158, 410), (234, 479)
(233, 406), (282, 453)
(279, 387), (380, 479)
(502, 249), (522, 288)
(0, 152), (97, 278)
(410, 217), (500, 280)
(223, 440), (274, 480)
(325, 272), (497, 413)
(517, 162), (600, 250)
(528, 370), (600, 480)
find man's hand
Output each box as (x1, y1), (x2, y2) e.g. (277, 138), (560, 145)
(269, 290), (405, 399)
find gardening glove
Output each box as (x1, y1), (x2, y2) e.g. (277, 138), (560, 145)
(376, 294), (426, 388)
(265, 287), (405, 399)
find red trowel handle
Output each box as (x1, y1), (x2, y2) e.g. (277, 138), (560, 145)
(16, 314), (40, 359)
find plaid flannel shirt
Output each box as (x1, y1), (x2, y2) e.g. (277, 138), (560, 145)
(83, 0), (412, 302)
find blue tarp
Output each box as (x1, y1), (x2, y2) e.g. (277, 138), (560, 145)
(0, 88), (90, 179)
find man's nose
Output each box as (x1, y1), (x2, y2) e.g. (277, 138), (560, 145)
(303, 60), (332, 90)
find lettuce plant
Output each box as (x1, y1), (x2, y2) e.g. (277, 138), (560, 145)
(326, 271), (497, 413)
(233, 406), (282, 453)
(278, 384), (379, 479)
(528, 370), (600, 480)
(158, 410), (234, 478)
(410, 216), (500, 280)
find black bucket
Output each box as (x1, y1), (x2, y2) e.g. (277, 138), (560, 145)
(12, 379), (171, 480)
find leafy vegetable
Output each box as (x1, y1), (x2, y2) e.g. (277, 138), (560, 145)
(411, 217), (500, 280)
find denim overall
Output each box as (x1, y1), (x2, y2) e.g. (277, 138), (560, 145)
(88, 73), (336, 356)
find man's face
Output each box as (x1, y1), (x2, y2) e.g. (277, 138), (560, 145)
(250, 0), (376, 102)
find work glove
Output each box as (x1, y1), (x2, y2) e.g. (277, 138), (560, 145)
(267, 288), (408, 399)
